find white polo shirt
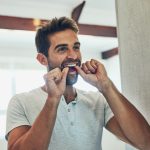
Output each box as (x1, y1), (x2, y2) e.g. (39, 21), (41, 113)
(6, 87), (113, 150)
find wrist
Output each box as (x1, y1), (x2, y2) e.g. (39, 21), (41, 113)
(46, 95), (61, 109)
(97, 78), (113, 93)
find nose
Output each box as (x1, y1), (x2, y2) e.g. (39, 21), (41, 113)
(67, 49), (78, 59)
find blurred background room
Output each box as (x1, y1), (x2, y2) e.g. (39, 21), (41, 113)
(1, 0), (150, 150)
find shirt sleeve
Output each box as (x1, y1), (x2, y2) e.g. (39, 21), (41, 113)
(5, 95), (30, 140)
(104, 98), (114, 126)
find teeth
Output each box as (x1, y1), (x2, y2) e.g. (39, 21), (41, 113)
(66, 64), (76, 67)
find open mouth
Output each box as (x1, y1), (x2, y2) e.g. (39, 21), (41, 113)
(63, 63), (77, 72)
(61, 61), (80, 73)
(65, 64), (76, 67)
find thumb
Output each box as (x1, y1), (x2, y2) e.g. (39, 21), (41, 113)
(75, 66), (86, 79)
(61, 67), (69, 83)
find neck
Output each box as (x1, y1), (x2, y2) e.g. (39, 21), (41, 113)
(64, 85), (77, 104)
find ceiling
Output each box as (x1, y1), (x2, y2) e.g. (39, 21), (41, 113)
(0, 0), (117, 26)
(0, 0), (118, 68)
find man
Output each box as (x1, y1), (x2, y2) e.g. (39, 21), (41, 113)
(6, 17), (150, 150)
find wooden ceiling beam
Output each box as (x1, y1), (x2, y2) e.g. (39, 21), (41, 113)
(0, 15), (36, 31)
(0, 15), (117, 37)
(78, 23), (117, 37)
(101, 47), (118, 59)
(71, 1), (86, 22)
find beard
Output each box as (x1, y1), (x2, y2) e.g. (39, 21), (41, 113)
(66, 71), (78, 85)
(66, 73), (78, 85)
(48, 58), (81, 85)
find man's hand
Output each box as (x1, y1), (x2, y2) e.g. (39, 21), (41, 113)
(8, 68), (69, 150)
(43, 67), (69, 100)
(75, 59), (111, 92)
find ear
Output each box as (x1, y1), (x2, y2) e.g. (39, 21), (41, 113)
(36, 53), (48, 66)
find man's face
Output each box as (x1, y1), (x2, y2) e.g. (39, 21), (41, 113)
(47, 29), (82, 85)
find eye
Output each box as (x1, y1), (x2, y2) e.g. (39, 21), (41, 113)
(57, 46), (68, 53)
(73, 45), (80, 51)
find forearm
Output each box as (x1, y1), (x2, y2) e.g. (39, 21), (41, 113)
(101, 80), (150, 150)
(10, 97), (59, 150)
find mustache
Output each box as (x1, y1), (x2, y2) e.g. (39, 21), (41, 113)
(60, 58), (81, 70)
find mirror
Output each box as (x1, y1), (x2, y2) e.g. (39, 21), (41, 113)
(0, 0), (125, 150)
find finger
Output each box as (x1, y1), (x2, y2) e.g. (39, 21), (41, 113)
(54, 72), (62, 81)
(90, 59), (97, 69)
(43, 74), (55, 90)
(91, 59), (108, 76)
(47, 70), (62, 82)
(61, 67), (69, 82)
(75, 66), (87, 78)
(90, 59), (105, 71)
(82, 63), (91, 74)
(91, 59), (102, 67)
(85, 61), (96, 73)
(59, 67), (69, 87)
(48, 74), (61, 82)
(49, 67), (61, 74)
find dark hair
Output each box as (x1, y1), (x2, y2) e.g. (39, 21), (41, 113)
(35, 17), (79, 57)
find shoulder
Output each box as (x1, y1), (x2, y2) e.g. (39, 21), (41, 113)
(8, 87), (45, 109)
(76, 89), (106, 109)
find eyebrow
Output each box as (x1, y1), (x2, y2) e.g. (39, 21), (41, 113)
(55, 44), (67, 50)
(54, 42), (80, 50)
(74, 42), (80, 46)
